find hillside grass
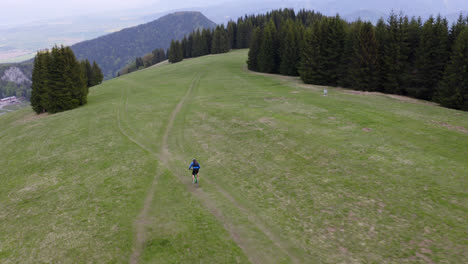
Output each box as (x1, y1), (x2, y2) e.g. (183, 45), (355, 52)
(0, 50), (466, 263)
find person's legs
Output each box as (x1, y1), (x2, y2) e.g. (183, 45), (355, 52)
(192, 174), (195, 183)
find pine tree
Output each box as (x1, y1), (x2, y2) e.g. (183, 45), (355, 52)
(279, 19), (300, 76)
(186, 35), (193, 58)
(91, 61), (104, 86)
(227, 21), (237, 49)
(405, 16), (422, 91)
(152, 48), (166, 64)
(181, 36), (188, 58)
(258, 20), (278, 73)
(413, 15), (449, 100)
(339, 21), (361, 87)
(321, 15), (346, 85)
(135, 57), (144, 69)
(83, 59), (93, 88)
(435, 27), (468, 110)
(212, 26), (223, 54)
(168, 40), (183, 63)
(298, 24), (322, 84)
(348, 22), (379, 91)
(236, 19), (254, 48)
(48, 46), (69, 113)
(202, 28), (213, 55)
(247, 27), (263, 71)
(375, 18), (388, 92)
(31, 51), (47, 113)
(448, 14), (467, 51)
(381, 13), (410, 94)
(39, 51), (51, 112)
(236, 20), (247, 48)
(62, 47), (81, 108)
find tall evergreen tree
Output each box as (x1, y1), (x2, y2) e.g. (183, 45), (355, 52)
(279, 19), (300, 76)
(31, 51), (48, 113)
(381, 13), (410, 94)
(135, 57), (144, 69)
(82, 59), (93, 88)
(321, 15), (346, 85)
(247, 27), (263, 71)
(298, 24), (322, 84)
(413, 15), (449, 100)
(405, 16), (422, 91)
(227, 21), (237, 49)
(202, 28), (213, 54)
(168, 40), (183, 63)
(212, 25), (229, 54)
(62, 47), (81, 108)
(349, 22), (379, 91)
(435, 27), (468, 110)
(91, 61), (104, 87)
(236, 19), (247, 48)
(375, 18), (388, 92)
(258, 20), (279, 73)
(48, 46), (70, 113)
(448, 14), (467, 51)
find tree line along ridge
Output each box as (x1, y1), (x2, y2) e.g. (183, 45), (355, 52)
(164, 9), (467, 111)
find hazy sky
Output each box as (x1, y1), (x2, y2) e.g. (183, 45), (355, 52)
(1, 0), (223, 25)
(1, 0), (467, 26)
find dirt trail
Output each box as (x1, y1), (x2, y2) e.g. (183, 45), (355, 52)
(162, 75), (302, 264)
(117, 89), (158, 264)
(120, 73), (300, 264)
(203, 177), (301, 264)
(121, 74), (211, 264)
(156, 75), (269, 264)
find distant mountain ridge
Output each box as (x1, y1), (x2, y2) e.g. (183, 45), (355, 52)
(71, 11), (216, 79)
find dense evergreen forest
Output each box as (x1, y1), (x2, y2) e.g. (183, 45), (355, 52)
(167, 9), (468, 110)
(30, 46), (103, 114)
(71, 12), (216, 79)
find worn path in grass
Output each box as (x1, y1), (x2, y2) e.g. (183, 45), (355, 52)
(161, 75), (301, 264)
(125, 74), (201, 264)
(121, 71), (300, 263)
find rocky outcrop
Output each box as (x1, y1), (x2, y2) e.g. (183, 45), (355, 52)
(1, 67), (31, 84)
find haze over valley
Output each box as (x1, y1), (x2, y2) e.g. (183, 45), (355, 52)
(1, 0), (467, 63)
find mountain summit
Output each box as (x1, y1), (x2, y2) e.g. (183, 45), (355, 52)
(71, 11), (216, 79)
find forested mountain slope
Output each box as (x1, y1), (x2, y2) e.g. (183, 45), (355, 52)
(71, 11), (215, 79)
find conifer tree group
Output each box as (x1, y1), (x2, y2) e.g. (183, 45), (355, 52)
(243, 9), (468, 110)
(30, 46), (103, 114)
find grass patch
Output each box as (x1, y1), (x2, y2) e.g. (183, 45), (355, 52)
(0, 49), (466, 263)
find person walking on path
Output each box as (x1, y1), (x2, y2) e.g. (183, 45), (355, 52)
(189, 159), (201, 184)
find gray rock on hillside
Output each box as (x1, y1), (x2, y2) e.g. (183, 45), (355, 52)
(1, 67), (31, 84)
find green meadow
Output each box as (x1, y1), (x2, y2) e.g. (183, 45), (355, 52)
(0, 50), (466, 263)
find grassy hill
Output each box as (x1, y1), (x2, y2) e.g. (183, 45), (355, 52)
(71, 11), (216, 79)
(0, 50), (467, 263)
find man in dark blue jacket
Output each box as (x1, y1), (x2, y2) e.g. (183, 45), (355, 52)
(189, 159), (201, 184)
